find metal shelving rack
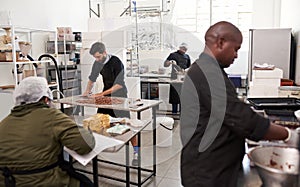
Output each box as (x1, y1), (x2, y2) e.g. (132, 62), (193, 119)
(46, 28), (82, 98)
(0, 24), (52, 86)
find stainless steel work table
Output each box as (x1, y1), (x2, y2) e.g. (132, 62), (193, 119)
(55, 96), (162, 187)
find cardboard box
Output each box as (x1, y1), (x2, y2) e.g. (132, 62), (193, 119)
(56, 27), (74, 41)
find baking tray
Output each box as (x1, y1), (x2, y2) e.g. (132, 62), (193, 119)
(265, 109), (300, 129)
(265, 109), (297, 121)
(265, 109), (295, 116)
(247, 97), (300, 110)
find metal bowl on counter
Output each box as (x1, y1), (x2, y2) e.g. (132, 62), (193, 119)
(248, 146), (299, 187)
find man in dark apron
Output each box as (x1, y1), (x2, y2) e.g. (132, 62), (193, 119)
(82, 42), (139, 166)
(164, 43), (191, 115)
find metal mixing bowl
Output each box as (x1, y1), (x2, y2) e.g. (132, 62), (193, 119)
(249, 146), (299, 187)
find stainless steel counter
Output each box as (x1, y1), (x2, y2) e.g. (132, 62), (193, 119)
(141, 77), (183, 84)
(139, 73), (171, 78)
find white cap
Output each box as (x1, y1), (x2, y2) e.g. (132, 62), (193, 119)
(13, 76), (53, 106)
(179, 42), (188, 49)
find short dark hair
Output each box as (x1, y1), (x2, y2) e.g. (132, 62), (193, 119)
(89, 42), (106, 55)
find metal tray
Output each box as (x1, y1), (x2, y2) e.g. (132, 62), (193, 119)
(247, 97), (300, 110)
(265, 109), (295, 116)
(264, 109), (300, 129)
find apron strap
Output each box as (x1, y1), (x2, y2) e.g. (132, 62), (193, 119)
(0, 161), (59, 187)
(2, 167), (16, 187)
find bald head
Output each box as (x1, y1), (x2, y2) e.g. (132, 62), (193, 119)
(205, 21), (242, 46)
(204, 21), (243, 68)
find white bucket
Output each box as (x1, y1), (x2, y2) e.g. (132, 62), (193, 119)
(156, 117), (174, 147)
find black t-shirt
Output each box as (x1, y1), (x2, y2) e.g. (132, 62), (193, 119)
(166, 50), (191, 79)
(180, 53), (270, 187)
(88, 55), (127, 97)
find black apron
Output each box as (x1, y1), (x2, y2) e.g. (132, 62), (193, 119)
(98, 64), (130, 118)
(0, 156), (93, 187)
(169, 53), (190, 104)
(169, 82), (182, 104)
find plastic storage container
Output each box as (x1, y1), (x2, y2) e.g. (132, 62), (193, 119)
(156, 116), (174, 147)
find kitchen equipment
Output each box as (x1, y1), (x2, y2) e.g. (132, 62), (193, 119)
(173, 63), (182, 72)
(247, 97), (300, 110)
(265, 109), (300, 129)
(248, 68), (283, 97)
(294, 110), (300, 121)
(248, 146), (299, 187)
(248, 28), (293, 81)
(156, 116), (174, 147)
(172, 63), (186, 81)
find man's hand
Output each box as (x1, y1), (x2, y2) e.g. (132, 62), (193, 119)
(170, 60), (177, 65)
(82, 91), (92, 97)
(164, 60), (176, 67)
(89, 92), (104, 98)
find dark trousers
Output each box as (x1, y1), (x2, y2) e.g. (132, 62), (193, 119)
(80, 179), (93, 187)
(169, 83), (182, 114)
(172, 104), (178, 114)
(97, 108), (130, 118)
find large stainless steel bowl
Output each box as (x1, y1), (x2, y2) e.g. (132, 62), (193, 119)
(249, 146), (299, 187)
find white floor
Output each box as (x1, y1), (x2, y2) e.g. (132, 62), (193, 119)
(73, 112), (267, 187)
(74, 116), (183, 187)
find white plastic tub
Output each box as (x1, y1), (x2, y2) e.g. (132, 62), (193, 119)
(156, 116), (174, 147)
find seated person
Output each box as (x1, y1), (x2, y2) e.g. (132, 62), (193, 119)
(0, 77), (95, 187)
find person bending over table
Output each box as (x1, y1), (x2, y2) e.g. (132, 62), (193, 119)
(83, 42), (139, 166)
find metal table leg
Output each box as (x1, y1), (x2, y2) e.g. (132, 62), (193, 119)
(92, 157), (99, 187)
(81, 106), (84, 116)
(152, 106), (157, 175)
(148, 83), (151, 99)
(137, 131), (141, 186)
(126, 142), (130, 187)
(137, 111), (142, 186)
